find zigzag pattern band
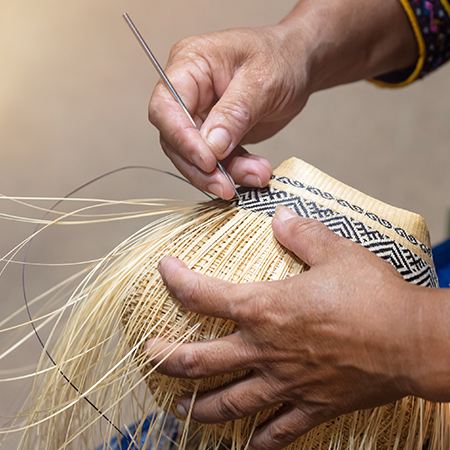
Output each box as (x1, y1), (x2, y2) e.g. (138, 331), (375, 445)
(237, 184), (438, 288)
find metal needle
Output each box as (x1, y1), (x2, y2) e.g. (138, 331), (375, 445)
(123, 13), (241, 201)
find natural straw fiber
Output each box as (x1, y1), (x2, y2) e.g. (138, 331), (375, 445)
(19, 157), (448, 449)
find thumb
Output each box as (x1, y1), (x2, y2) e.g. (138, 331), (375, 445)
(200, 68), (276, 159)
(272, 205), (348, 267)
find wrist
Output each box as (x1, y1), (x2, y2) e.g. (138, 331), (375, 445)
(279, 0), (418, 93)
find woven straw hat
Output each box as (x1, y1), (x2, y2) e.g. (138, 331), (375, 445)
(121, 157), (442, 449)
(22, 157), (448, 450)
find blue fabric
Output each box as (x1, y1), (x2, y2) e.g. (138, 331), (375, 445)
(433, 238), (450, 288)
(95, 413), (179, 450)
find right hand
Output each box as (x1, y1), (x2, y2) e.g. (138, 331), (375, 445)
(148, 25), (312, 199)
(148, 0), (418, 200)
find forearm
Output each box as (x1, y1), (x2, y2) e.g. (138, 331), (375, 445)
(278, 0), (418, 92)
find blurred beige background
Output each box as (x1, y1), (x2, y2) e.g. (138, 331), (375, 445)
(1, 0), (449, 448)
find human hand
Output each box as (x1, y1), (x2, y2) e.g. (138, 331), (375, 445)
(148, 25), (312, 199)
(148, 0), (418, 200)
(148, 206), (425, 450)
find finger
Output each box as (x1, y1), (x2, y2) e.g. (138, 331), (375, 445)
(176, 375), (280, 424)
(271, 206), (351, 267)
(199, 68), (281, 160)
(249, 406), (327, 450)
(149, 66), (217, 174)
(221, 146), (272, 188)
(160, 136), (235, 199)
(158, 257), (257, 320)
(161, 136), (272, 194)
(242, 116), (296, 145)
(145, 334), (252, 380)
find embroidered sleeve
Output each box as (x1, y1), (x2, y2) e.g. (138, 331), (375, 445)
(373, 0), (450, 87)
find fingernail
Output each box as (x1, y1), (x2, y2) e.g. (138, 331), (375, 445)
(274, 205), (297, 222)
(191, 153), (208, 172)
(242, 173), (264, 188)
(207, 182), (225, 198)
(206, 128), (232, 154)
(177, 399), (189, 418)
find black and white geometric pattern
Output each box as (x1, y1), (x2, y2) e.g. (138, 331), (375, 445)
(272, 175), (433, 257)
(236, 185), (438, 288)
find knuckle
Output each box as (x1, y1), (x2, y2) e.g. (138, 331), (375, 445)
(179, 347), (204, 379)
(160, 125), (202, 165)
(172, 272), (219, 314)
(229, 285), (261, 323)
(170, 126), (190, 153)
(247, 284), (277, 324)
(216, 391), (247, 421)
(149, 82), (173, 126)
(174, 281), (196, 310)
(169, 37), (209, 69)
(186, 276), (221, 312)
(291, 217), (325, 237)
(216, 99), (253, 134)
(267, 422), (298, 447)
(148, 99), (160, 126)
(246, 65), (274, 92)
(170, 37), (196, 58)
(159, 135), (171, 157)
(291, 218), (340, 260)
(169, 39), (186, 57)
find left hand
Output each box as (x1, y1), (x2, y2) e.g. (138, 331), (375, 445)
(147, 206), (423, 450)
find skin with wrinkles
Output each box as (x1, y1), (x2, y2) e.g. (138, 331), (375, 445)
(149, 26), (304, 198)
(147, 208), (450, 450)
(149, 0), (417, 198)
(147, 1), (450, 449)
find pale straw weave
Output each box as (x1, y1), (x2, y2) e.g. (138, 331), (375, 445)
(23, 158), (448, 449)
(122, 158), (446, 449)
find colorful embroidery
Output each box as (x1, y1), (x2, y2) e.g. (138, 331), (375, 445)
(378, 0), (450, 84)
(410, 0), (450, 74)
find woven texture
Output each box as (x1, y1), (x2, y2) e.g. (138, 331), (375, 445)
(121, 157), (441, 449)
